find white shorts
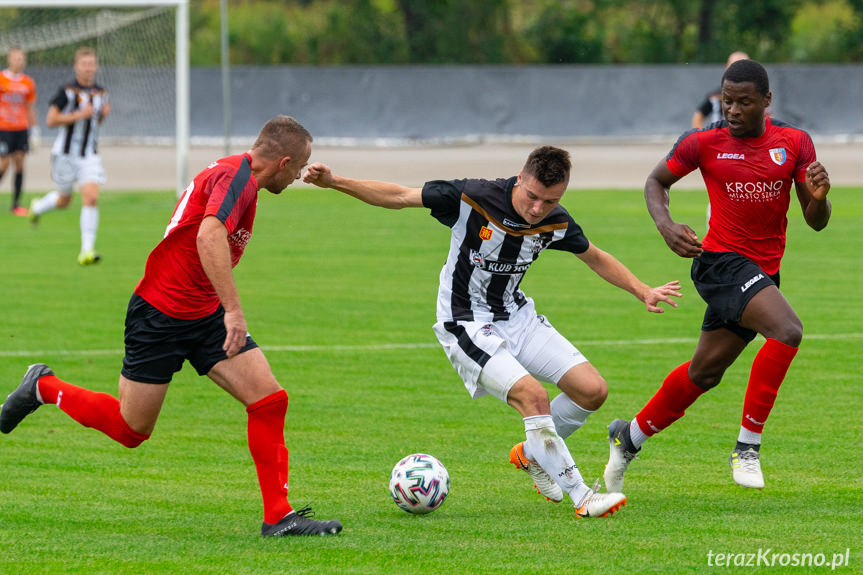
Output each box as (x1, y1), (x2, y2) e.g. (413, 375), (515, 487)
(51, 153), (106, 195)
(432, 300), (588, 402)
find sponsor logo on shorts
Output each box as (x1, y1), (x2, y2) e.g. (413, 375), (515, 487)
(769, 147), (787, 165)
(479, 226), (493, 241)
(480, 324), (494, 336)
(741, 273), (765, 293)
(717, 152), (745, 159)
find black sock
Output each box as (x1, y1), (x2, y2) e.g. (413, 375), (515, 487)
(12, 172), (23, 209)
(735, 441), (760, 452)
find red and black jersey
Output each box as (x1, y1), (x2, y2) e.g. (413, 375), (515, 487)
(135, 154), (258, 319)
(666, 118), (815, 275)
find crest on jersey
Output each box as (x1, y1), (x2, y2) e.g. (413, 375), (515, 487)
(479, 226), (493, 241)
(769, 147), (787, 166)
(469, 249), (485, 268)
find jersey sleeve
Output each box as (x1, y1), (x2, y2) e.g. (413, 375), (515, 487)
(204, 164), (254, 234)
(422, 179), (466, 228)
(49, 87), (68, 110)
(793, 130), (817, 182)
(665, 129), (701, 177)
(547, 212), (589, 254)
(26, 77), (36, 104)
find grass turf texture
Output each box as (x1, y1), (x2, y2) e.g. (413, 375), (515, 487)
(0, 187), (860, 574)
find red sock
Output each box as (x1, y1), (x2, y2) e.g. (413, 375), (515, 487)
(37, 375), (149, 448)
(741, 338), (798, 433)
(247, 389), (292, 524)
(635, 361), (706, 436)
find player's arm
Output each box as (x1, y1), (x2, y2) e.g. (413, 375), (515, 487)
(576, 242), (682, 313)
(645, 160), (703, 258)
(303, 162), (423, 209)
(197, 215), (247, 358)
(691, 111), (705, 130)
(796, 161), (831, 231)
(46, 103), (93, 128)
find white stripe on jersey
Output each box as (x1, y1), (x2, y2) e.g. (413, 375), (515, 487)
(436, 200), (568, 323)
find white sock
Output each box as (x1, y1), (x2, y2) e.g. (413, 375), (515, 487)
(737, 426), (762, 446)
(550, 393), (594, 439)
(630, 419), (649, 449)
(522, 414), (588, 505)
(80, 206), (99, 253)
(32, 191), (60, 215)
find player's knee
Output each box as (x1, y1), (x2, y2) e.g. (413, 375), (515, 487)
(579, 376), (608, 410)
(688, 364), (724, 391)
(776, 320), (803, 347)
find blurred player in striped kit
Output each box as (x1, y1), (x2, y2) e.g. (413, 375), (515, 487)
(30, 47), (110, 266)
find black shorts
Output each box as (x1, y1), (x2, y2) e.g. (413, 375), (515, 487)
(0, 129), (29, 156)
(121, 293), (258, 384)
(691, 251), (780, 343)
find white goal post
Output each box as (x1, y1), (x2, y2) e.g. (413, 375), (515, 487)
(0, 0), (189, 194)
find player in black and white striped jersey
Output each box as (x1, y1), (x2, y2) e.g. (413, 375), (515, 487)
(30, 47), (110, 266)
(305, 146), (682, 519)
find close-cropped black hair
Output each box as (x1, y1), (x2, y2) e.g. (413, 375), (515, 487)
(722, 59), (770, 96)
(523, 146), (571, 187)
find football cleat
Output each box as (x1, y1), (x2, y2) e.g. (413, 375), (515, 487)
(261, 506), (343, 537)
(730, 447), (764, 489)
(11, 206), (29, 217)
(1, 363), (51, 434)
(77, 250), (102, 266)
(574, 481), (627, 518)
(509, 441), (564, 503)
(29, 199), (39, 226)
(603, 418), (640, 493)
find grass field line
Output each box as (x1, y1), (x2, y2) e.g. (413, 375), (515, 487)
(2, 332), (861, 358)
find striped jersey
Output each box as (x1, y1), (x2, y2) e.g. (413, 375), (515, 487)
(135, 154), (259, 320)
(0, 69), (36, 131)
(422, 177), (589, 323)
(49, 80), (108, 157)
(666, 117), (815, 275)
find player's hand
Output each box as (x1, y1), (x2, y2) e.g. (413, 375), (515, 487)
(806, 161), (830, 200)
(77, 103), (94, 120)
(222, 309), (248, 358)
(100, 101), (111, 120)
(643, 280), (683, 313)
(658, 221), (703, 258)
(303, 162), (334, 188)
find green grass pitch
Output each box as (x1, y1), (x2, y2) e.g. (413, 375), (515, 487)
(0, 186), (860, 574)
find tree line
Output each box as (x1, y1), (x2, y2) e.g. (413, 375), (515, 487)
(191, 0), (863, 65)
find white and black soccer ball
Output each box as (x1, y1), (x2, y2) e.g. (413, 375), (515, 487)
(388, 453), (450, 514)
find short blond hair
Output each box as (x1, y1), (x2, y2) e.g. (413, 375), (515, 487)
(252, 115), (312, 159)
(74, 46), (97, 63)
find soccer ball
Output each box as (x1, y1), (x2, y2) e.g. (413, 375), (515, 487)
(388, 453), (450, 514)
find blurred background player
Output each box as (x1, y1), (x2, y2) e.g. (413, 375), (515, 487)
(0, 47), (37, 216)
(1, 115), (342, 537)
(604, 59), (831, 493)
(29, 47), (110, 265)
(691, 51), (749, 130)
(304, 146), (682, 519)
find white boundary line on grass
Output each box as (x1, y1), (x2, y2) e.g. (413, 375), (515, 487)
(1, 332), (862, 358)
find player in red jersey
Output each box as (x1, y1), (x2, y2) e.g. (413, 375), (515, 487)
(0, 115), (342, 536)
(603, 59), (832, 491)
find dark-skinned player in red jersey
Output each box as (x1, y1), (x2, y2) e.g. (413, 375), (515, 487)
(603, 59), (832, 491)
(0, 115), (342, 537)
